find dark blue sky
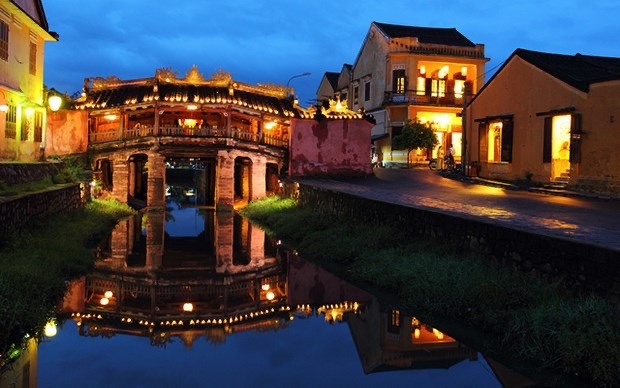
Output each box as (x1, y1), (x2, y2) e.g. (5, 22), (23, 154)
(43, 1), (620, 106)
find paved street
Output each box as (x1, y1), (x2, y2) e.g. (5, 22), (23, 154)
(297, 168), (620, 253)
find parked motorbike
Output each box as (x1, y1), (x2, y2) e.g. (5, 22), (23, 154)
(429, 155), (456, 172)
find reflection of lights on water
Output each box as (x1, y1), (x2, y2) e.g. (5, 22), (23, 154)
(104, 290), (113, 298)
(44, 320), (57, 337)
(100, 297), (109, 306)
(266, 291), (275, 300)
(261, 284), (270, 291)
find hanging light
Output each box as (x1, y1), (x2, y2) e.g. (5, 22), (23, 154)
(47, 88), (63, 112)
(183, 302), (194, 312)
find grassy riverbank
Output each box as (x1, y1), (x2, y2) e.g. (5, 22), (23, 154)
(0, 198), (134, 368)
(240, 196), (620, 386)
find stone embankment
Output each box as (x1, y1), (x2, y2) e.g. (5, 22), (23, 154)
(296, 182), (620, 303)
(0, 162), (85, 239)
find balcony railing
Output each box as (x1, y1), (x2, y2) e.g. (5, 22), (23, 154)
(88, 125), (288, 148)
(384, 90), (469, 108)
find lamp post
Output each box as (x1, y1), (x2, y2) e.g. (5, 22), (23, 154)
(286, 72), (311, 99)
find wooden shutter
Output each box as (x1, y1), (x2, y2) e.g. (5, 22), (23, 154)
(501, 120), (513, 162)
(542, 117), (552, 163)
(569, 114), (582, 163)
(478, 123), (487, 162)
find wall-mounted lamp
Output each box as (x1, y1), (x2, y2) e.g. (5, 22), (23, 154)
(47, 88), (63, 112)
(0, 91), (8, 113)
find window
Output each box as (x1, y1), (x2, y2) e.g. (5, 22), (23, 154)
(431, 79), (446, 98)
(364, 81), (371, 102)
(353, 85), (359, 105)
(388, 309), (401, 334)
(454, 79), (465, 99)
(29, 41), (36, 75)
(0, 19), (7, 61)
(480, 119), (513, 163)
(416, 76), (426, 95)
(393, 69), (406, 94)
(5, 104), (16, 139)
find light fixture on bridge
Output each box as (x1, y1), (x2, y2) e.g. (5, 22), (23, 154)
(183, 302), (194, 312)
(44, 320), (57, 337)
(187, 104), (198, 110)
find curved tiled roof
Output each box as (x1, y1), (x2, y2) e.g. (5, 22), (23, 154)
(75, 80), (303, 118)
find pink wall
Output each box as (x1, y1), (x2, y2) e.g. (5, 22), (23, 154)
(289, 118), (373, 177)
(45, 110), (88, 157)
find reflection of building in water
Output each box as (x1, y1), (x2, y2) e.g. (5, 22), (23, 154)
(348, 299), (477, 373)
(60, 211), (367, 346)
(0, 338), (37, 388)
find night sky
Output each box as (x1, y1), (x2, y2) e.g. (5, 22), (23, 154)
(43, 1), (620, 106)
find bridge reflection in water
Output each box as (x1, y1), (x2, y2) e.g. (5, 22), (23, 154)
(36, 199), (530, 386)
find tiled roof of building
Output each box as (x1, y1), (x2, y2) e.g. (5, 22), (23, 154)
(324, 72), (340, 90)
(373, 22), (475, 47)
(515, 48), (620, 92)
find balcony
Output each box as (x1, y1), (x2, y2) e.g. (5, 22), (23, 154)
(384, 90), (468, 108)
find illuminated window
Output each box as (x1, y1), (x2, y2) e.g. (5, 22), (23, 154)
(431, 79), (446, 98)
(5, 104), (16, 139)
(393, 69), (406, 94)
(0, 19), (7, 61)
(479, 118), (513, 163)
(29, 41), (36, 75)
(416, 76), (426, 95)
(454, 79), (465, 98)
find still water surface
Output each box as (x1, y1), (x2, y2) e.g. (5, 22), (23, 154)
(36, 187), (526, 387)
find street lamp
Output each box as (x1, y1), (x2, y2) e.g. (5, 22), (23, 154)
(286, 72), (311, 99)
(47, 88), (63, 112)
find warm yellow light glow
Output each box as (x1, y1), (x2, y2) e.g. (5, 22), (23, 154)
(266, 291), (275, 300)
(414, 328), (420, 339)
(264, 121), (276, 130)
(183, 302), (194, 312)
(104, 291), (113, 298)
(261, 284), (270, 291)
(104, 114), (117, 121)
(461, 66), (468, 77)
(419, 65), (426, 75)
(100, 297), (109, 306)
(44, 320), (57, 337)
(187, 104), (198, 110)
(48, 94), (62, 111)
(25, 107), (35, 116)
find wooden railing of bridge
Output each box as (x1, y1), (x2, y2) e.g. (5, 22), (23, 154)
(89, 125), (288, 148)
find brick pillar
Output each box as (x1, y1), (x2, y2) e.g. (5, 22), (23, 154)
(147, 152), (166, 209)
(251, 156), (267, 201)
(216, 211), (233, 273)
(217, 150), (235, 211)
(110, 217), (129, 269)
(112, 157), (128, 203)
(250, 223), (265, 264)
(145, 210), (164, 269)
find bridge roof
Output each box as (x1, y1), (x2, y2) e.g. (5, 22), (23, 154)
(73, 67), (366, 120)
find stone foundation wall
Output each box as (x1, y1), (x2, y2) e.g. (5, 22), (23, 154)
(0, 184), (84, 240)
(0, 162), (65, 185)
(297, 183), (620, 301)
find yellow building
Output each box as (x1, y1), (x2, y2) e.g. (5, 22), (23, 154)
(0, 0), (58, 161)
(465, 48), (620, 196)
(318, 22), (488, 167)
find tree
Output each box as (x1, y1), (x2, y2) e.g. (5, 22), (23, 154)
(391, 119), (438, 167)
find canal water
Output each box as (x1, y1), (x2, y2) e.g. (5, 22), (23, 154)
(35, 185), (531, 387)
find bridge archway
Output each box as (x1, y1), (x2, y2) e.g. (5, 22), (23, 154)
(93, 158), (113, 193)
(128, 153), (149, 202)
(234, 156), (252, 206)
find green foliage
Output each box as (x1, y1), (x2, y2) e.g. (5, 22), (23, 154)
(0, 198), (134, 361)
(392, 119), (438, 154)
(241, 196), (620, 386)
